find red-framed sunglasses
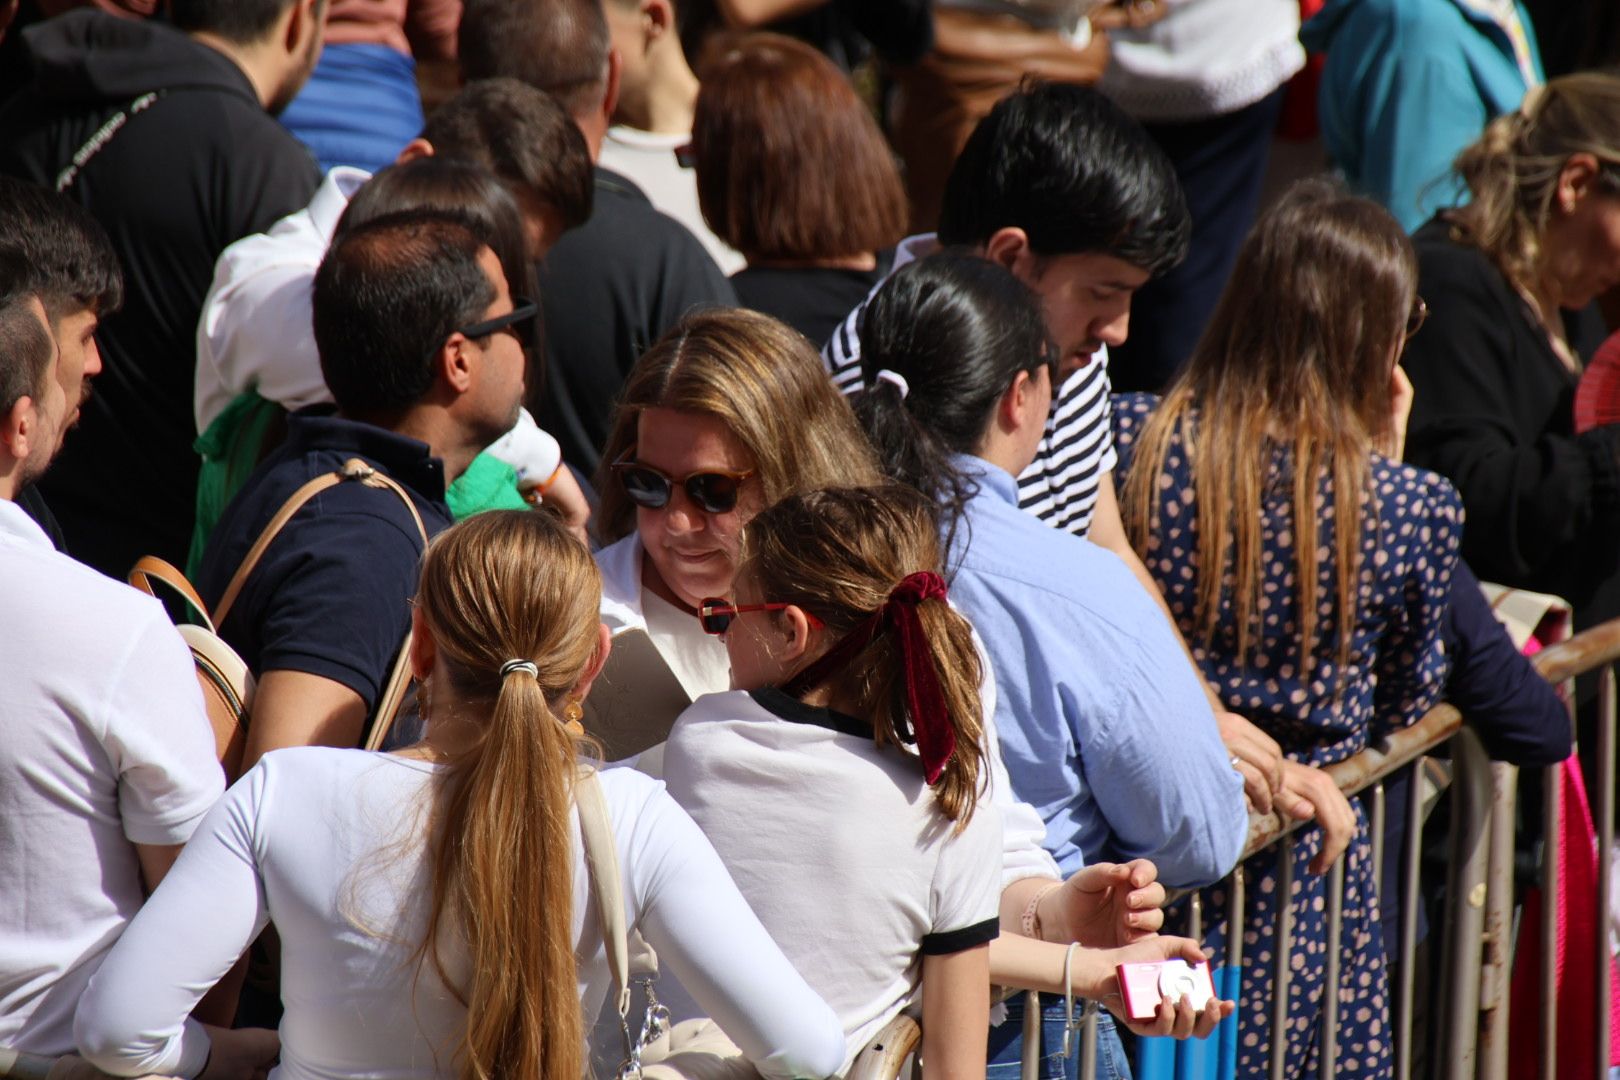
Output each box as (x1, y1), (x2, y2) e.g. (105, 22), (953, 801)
(698, 597), (824, 636)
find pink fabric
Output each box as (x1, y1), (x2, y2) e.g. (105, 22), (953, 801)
(324, 0), (462, 61)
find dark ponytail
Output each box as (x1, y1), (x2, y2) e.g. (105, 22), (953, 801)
(851, 252), (1052, 547)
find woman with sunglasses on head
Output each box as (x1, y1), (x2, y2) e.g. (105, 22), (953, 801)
(73, 510), (847, 1080)
(1108, 180), (1462, 1077)
(1401, 73), (1620, 635)
(664, 486), (1229, 1079)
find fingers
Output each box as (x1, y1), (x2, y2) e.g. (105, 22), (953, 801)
(1236, 759), (1274, 814)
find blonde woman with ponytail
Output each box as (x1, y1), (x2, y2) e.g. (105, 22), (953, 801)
(73, 510), (846, 1080)
(1403, 71), (1620, 626)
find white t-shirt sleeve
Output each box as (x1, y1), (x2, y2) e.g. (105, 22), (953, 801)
(75, 762), (271, 1078)
(923, 802), (1004, 956)
(100, 615), (226, 846)
(481, 408), (563, 486)
(624, 783), (847, 1080)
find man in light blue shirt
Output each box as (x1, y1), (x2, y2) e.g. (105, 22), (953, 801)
(947, 454), (1249, 889)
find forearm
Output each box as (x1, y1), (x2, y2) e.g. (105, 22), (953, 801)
(988, 935), (1113, 999)
(920, 947), (990, 1079)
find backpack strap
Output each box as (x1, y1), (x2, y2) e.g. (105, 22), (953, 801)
(128, 556), (217, 633)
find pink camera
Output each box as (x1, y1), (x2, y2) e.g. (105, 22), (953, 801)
(1116, 958), (1216, 1021)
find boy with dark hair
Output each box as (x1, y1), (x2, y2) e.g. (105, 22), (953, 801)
(0, 0), (325, 578)
(196, 212), (531, 777)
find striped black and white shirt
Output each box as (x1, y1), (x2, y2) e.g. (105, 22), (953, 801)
(822, 234), (1117, 537)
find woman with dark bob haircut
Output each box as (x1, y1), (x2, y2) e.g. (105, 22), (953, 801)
(692, 33), (907, 345)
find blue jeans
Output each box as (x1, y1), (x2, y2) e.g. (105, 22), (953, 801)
(986, 993), (1133, 1080)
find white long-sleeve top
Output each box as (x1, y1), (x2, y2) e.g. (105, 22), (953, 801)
(73, 748), (846, 1080)
(594, 533), (1062, 889)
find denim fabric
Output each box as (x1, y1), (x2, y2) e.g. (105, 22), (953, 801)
(986, 993), (1132, 1080)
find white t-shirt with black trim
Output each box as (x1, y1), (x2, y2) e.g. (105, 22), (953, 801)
(663, 688), (1003, 1074)
(822, 232), (1119, 537)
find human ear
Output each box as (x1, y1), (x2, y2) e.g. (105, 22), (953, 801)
(571, 624), (615, 702)
(983, 228), (1036, 281)
(409, 606), (437, 681)
(998, 370), (1033, 433)
(286, 0), (319, 55)
(1558, 152), (1602, 212)
(602, 48), (623, 125)
(778, 606), (816, 663)
(0, 396), (35, 461)
(646, 0), (673, 40)
(437, 335), (475, 394)
(395, 138), (434, 164)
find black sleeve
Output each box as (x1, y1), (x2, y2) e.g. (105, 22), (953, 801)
(1444, 559), (1573, 766)
(1402, 244), (1620, 594)
(15, 483), (68, 553)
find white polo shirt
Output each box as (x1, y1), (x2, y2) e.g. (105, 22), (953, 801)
(0, 499), (223, 1055)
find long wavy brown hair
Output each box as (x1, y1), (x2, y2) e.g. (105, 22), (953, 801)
(738, 486), (986, 828)
(412, 510), (604, 1080)
(1121, 181), (1415, 680)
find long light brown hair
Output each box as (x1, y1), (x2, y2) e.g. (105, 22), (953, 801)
(739, 486), (986, 827)
(1121, 180), (1415, 680)
(413, 510), (604, 1080)
(595, 307), (882, 542)
(1450, 72), (1620, 292)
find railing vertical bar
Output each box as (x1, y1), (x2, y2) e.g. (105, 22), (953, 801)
(1598, 665), (1615, 1080)
(1370, 781), (1386, 899)
(1542, 683), (1572, 1080)
(1020, 989), (1040, 1080)
(1477, 760), (1518, 1080)
(1319, 858), (1345, 1078)
(1189, 891), (1203, 944)
(1443, 729), (1490, 1080)
(1395, 757), (1425, 1080)
(1078, 1008), (1098, 1080)
(1270, 841), (1295, 1080)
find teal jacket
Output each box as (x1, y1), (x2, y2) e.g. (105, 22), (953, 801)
(1301, 0), (1543, 232)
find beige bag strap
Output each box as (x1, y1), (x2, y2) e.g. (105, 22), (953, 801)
(128, 556), (216, 633)
(577, 768), (633, 1020)
(213, 458), (429, 626)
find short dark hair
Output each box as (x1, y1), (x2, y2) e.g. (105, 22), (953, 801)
(459, 0), (610, 117)
(0, 282), (55, 417)
(313, 212), (496, 418)
(170, 0), (301, 43)
(693, 33), (906, 262)
(938, 82), (1190, 277)
(0, 176), (123, 324)
(422, 79), (593, 233)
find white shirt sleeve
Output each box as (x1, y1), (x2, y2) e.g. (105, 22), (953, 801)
(926, 802), (1004, 952)
(76, 764), (270, 1077)
(101, 614), (226, 846)
(623, 784), (848, 1080)
(481, 408), (563, 486)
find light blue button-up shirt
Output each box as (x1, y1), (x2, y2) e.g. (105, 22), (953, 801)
(945, 454), (1248, 888)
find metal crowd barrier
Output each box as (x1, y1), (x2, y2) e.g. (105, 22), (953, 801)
(1031, 617), (1620, 1080)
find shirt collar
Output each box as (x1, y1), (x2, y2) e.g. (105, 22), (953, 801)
(948, 451), (1019, 505)
(307, 166), (372, 241)
(284, 410), (448, 505)
(748, 686), (873, 740)
(0, 498), (54, 551)
(892, 233), (940, 273)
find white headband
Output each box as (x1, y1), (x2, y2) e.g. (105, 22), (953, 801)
(875, 369), (910, 400)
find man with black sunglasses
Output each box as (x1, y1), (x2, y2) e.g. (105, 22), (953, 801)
(194, 211), (531, 771)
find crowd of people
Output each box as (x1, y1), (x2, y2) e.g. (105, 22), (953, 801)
(0, 0), (1609, 1078)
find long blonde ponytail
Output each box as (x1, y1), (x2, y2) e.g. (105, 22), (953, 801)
(413, 510), (604, 1080)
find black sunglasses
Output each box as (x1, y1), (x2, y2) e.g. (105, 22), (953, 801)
(611, 452), (754, 514)
(456, 297), (538, 349)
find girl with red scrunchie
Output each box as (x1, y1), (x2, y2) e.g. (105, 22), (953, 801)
(661, 484), (1002, 1079)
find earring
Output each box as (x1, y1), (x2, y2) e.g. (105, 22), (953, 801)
(563, 697), (585, 736)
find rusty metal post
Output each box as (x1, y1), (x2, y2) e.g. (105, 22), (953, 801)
(1395, 757), (1425, 1080)
(1441, 727), (1491, 1080)
(1319, 858), (1345, 1078)
(1598, 666), (1616, 1080)
(1477, 760), (1519, 1080)
(1270, 841), (1295, 1080)
(1371, 781), (1386, 898)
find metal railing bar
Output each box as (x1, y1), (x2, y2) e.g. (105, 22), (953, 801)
(1477, 760), (1518, 1080)
(1541, 683), (1571, 1080)
(1371, 781), (1386, 899)
(1598, 665), (1615, 1080)
(1395, 758), (1424, 1080)
(1270, 841), (1295, 1080)
(1442, 728), (1490, 1080)
(1079, 1009), (1097, 1080)
(1319, 857), (1344, 1078)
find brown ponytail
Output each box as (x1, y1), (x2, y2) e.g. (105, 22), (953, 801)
(412, 510), (604, 1080)
(739, 486), (987, 828)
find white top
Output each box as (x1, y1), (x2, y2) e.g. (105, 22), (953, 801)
(595, 532), (1060, 887)
(664, 689), (1003, 1072)
(823, 233), (1119, 538)
(0, 501), (224, 1056)
(596, 533), (729, 699)
(193, 166), (562, 484)
(601, 126), (746, 275)
(1098, 0), (1306, 122)
(74, 748), (847, 1080)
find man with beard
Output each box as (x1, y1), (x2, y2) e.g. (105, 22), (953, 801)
(0, 0), (326, 577)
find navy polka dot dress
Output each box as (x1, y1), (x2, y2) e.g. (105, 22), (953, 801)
(1112, 393), (1462, 1077)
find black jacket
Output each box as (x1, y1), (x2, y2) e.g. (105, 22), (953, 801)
(0, 11), (319, 578)
(1402, 218), (1618, 623)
